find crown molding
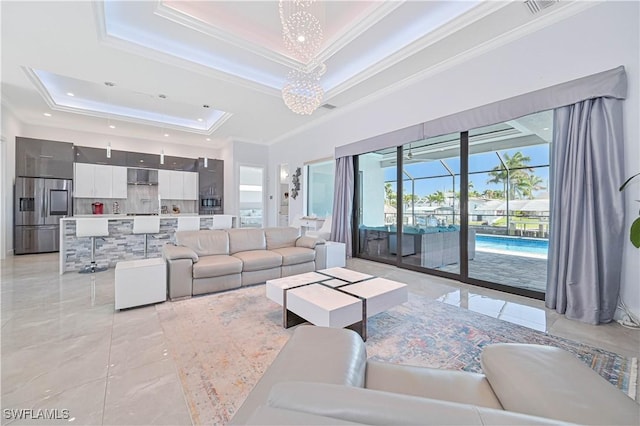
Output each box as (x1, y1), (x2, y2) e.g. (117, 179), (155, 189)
(24, 67), (234, 136)
(269, 1), (598, 146)
(93, 2), (283, 97)
(154, 1), (302, 69)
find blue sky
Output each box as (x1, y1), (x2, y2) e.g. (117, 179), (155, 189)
(384, 145), (550, 197)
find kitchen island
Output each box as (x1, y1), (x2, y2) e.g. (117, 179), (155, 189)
(59, 215), (229, 274)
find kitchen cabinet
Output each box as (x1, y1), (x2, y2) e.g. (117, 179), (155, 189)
(74, 163), (95, 198)
(183, 172), (198, 200)
(112, 166), (128, 198)
(74, 163), (127, 198)
(17, 137), (74, 179)
(158, 170), (198, 200)
(93, 164), (112, 197)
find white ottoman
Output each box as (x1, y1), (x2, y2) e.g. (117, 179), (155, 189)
(316, 241), (347, 269)
(115, 258), (167, 310)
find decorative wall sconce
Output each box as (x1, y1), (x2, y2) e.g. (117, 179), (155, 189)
(290, 167), (301, 199)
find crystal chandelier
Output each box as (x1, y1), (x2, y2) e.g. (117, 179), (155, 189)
(282, 66), (324, 116)
(279, 0), (326, 115)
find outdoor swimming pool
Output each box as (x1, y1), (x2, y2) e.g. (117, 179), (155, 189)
(475, 234), (548, 257)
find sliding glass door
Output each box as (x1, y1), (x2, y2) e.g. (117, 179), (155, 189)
(354, 110), (552, 298)
(398, 133), (461, 274)
(356, 149), (397, 264)
(466, 111), (552, 293)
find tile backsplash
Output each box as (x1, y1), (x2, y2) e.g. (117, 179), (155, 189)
(74, 185), (196, 215)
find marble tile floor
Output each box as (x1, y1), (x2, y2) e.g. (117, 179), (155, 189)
(1, 253), (638, 425)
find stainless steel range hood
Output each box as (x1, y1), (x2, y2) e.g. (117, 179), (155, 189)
(127, 168), (158, 185)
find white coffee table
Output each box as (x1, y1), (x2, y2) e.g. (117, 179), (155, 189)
(265, 267), (408, 340)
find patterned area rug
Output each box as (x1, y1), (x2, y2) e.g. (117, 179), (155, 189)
(156, 285), (637, 425)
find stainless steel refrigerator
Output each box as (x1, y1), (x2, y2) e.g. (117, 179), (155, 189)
(14, 177), (73, 254)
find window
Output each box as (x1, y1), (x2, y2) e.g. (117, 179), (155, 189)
(306, 160), (334, 217)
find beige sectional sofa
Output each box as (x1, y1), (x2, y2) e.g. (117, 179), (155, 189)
(162, 227), (325, 300)
(230, 325), (640, 425)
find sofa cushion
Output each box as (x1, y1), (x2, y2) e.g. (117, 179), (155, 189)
(481, 343), (640, 426)
(228, 229), (266, 254)
(246, 406), (363, 425)
(265, 227), (300, 250)
(270, 247), (315, 266)
(365, 360), (502, 410)
(265, 382), (564, 426)
(232, 250), (282, 272)
(192, 255), (242, 279)
(175, 230), (229, 256)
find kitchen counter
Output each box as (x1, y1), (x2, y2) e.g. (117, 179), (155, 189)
(59, 215), (234, 274)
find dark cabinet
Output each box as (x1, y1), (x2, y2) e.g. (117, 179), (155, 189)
(16, 137), (74, 179)
(74, 146), (126, 166)
(198, 158), (224, 214)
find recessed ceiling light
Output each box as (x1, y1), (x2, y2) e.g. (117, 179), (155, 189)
(206, 138), (211, 142)
(67, 92), (75, 97)
(297, 34), (306, 42)
(109, 124), (116, 129)
(197, 118), (203, 122)
(543, 127), (549, 131)
(43, 112), (52, 117)
(164, 133), (169, 137)
(139, 159), (144, 163)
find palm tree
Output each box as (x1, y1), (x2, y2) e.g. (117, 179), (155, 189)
(468, 180), (481, 198)
(482, 189), (505, 199)
(403, 193), (418, 208)
(486, 152), (534, 199)
(428, 190), (445, 205)
(384, 182), (397, 207)
(517, 174), (545, 199)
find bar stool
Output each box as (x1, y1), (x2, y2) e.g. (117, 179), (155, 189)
(133, 216), (161, 258)
(210, 214), (233, 229)
(76, 218), (109, 273)
(177, 216), (200, 232)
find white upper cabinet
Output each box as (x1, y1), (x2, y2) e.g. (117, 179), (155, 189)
(169, 171), (184, 200)
(74, 163), (95, 198)
(74, 163), (128, 199)
(183, 172), (198, 200)
(158, 170), (198, 200)
(158, 169), (173, 199)
(111, 166), (128, 199)
(93, 165), (113, 198)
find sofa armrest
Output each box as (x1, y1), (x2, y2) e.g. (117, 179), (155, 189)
(162, 244), (199, 262)
(229, 326), (366, 425)
(481, 343), (640, 425)
(296, 236), (324, 248)
(264, 382), (566, 426)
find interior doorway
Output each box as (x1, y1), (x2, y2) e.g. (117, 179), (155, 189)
(238, 165), (265, 228)
(277, 164), (290, 227)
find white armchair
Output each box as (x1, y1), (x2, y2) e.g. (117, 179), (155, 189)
(306, 216), (332, 241)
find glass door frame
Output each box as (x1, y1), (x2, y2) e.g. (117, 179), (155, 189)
(353, 132), (545, 301)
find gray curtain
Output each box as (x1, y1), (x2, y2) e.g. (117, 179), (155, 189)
(546, 97), (625, 324)
(330, 156), (354, 257)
